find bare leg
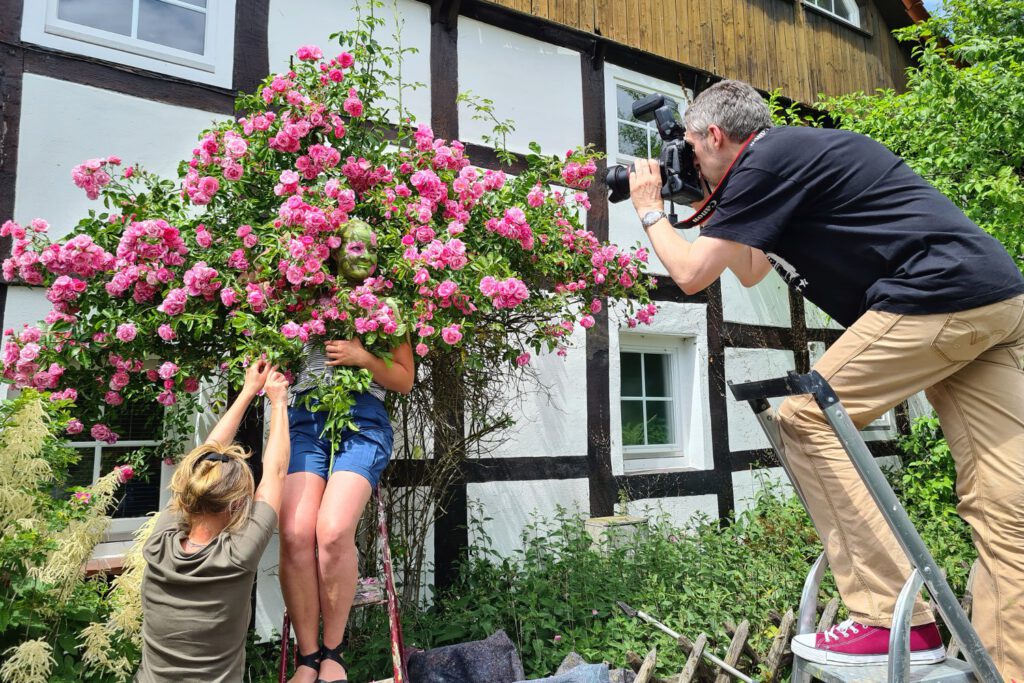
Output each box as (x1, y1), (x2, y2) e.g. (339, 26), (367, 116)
(280, 472), (327, 683)
(316, 471), (373, 682)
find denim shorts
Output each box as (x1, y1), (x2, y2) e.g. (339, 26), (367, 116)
(287, 391), (394, 488)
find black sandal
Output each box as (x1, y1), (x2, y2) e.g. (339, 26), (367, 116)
(316, 642), (348, 683)
(295, 647), (322, 676)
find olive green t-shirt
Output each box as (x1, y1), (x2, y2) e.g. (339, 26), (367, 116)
(135, 501), (277, 683)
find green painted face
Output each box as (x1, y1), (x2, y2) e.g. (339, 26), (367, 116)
(334, 219), (378, 284)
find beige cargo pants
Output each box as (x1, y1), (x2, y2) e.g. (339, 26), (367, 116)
(777, 294), (1024, 681)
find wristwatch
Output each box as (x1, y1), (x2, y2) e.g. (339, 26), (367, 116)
(640, 210), (667, 229)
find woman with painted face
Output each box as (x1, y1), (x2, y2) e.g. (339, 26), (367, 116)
(280, 218), (415, 683)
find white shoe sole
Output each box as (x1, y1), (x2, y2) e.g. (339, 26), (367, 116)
(790, 639), (947, 666)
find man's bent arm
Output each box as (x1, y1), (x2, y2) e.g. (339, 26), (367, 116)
(644, 216), (765, 294)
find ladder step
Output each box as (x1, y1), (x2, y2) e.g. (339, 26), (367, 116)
(352, 577), (387, 607)
(803, 658), (975, 683)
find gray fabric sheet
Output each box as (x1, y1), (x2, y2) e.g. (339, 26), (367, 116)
(514, 662), (611, 683)
(407, 630), (526, 683)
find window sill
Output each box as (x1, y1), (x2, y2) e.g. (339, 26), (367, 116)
(801, 2), (873, 38)
(623, 462), (702, 476)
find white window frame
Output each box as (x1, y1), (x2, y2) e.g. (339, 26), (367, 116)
(803, 0), (861, 28)
(605, 66), (692, 167)
(21, 0), (237, 88)
(70, 436), (163, 535)
(611, 316), (713, 474)
(620, 339), (684, 459)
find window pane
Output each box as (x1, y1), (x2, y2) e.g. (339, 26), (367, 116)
(66, 449), (97, 489)
(138, 0), (206, 54)
(57, 0), (133, 36)
(621, 400), (645, 446)
(618, 123), (649, 159)
(101, 447), (161, 518)
(108, 402), (163, 441)
(616, 85), (647, 122)
(650, 134), (664, 159)
(644, 353), (670, 397)
(620, 352), (643, 397)
(833, 0), (852, 19)
(645, 401), (673, 446)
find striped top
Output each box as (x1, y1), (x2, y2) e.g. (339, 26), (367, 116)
(293, 342), (386, 401)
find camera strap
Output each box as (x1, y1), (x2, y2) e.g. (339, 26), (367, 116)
(673, 129), (766, 228)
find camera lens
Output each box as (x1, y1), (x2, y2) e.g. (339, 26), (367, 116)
(605, 164), (632, 203)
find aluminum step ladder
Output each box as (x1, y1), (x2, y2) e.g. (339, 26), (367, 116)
(728, 371), (1000, 683)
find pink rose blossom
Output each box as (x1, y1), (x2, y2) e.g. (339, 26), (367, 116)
(158, 324), (176, 341)
(441, 324), (462, 345)
(115, 323), (137, 342)
(90, 423), (119, 444)
(158, 361), (179, 380)
(66, 418), (84, 435)
(343, 88), (364, 117)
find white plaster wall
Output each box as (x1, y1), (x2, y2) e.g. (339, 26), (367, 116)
(481, 327), (588, 458)
(467, 478), (589, 558)
(805, 300), (844, 330)
(267, 0), (431, 125)
(731, 466), (793, 514)
(457, 18), (583, 156)
(2, 286), (48, 339)
(724, 347), (796, 452)
(627, 494), (719, 529)
(14, 75), (229, 241)
(609, 299), (713, 474)
(255, 531), (284, 640)
(721, 268), (792, 328)
(2, 287), (50, 400)
(607, 200), (679, 277)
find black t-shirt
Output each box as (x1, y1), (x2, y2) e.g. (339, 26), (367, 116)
(700, 126), (1024, 327)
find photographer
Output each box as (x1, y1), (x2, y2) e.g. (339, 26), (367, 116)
(629, 79), (1024, 679)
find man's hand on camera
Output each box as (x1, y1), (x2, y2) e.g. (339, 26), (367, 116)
(629, 159), (665, 219)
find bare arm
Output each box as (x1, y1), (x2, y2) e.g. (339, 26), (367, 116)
(204, 360), (271, 447)
(730, 246), (773, 287)
(254, 369), (290, 515)
(630, 158), (771, 293)
(643, 218), (756, 294)
(324, 338), (415, 394)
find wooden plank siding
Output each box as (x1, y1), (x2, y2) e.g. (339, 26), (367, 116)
(483, 0), (912, 103)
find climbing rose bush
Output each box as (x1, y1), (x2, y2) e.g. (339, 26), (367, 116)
(1, 24), (655, 449)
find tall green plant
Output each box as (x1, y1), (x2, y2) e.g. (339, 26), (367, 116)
(0, 392), (134, 683)
(820, 0), (1024, 265)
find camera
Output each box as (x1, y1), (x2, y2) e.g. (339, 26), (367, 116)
(605, 94), (707, 208)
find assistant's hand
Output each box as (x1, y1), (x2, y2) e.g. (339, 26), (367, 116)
(629, 158), (665, 218)
(325, 338), (372, 368)
(241, 358), (272, 399)
(263, 367), (290, 406)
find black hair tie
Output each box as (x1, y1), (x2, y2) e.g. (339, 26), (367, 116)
(202, 453), (230, 463)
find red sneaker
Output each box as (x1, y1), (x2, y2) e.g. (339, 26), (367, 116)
(791, 619), (946, 665)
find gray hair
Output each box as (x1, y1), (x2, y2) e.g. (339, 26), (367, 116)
(684, 80), (773, 142)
